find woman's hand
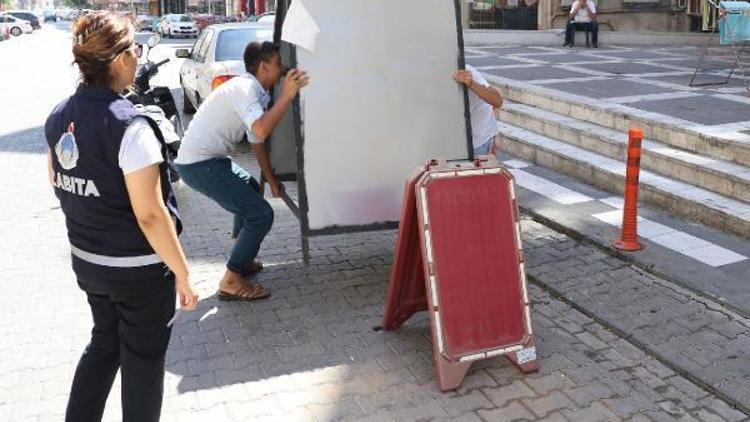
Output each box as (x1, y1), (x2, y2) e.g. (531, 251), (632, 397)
(176, 275), (199, 311)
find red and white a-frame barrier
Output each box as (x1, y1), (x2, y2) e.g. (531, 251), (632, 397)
(382, 158), (539, 391)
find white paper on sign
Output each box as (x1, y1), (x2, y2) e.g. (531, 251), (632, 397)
(281, 0), (320, 53)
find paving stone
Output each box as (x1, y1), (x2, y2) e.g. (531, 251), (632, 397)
(563, 401), (621, 421)
(711, 321), (749, 340)
(575, 331), (611, 351)
(628, 366), (668, 390)
(525, 374), (578, 395)
(434, 413), (485, 422)
(698, 396), (748, 422)
(654, 384), (703, 410)
(483, 379), (538, 407)
(522, 391), (577, 418)
(657, 400), (702, 421)
(457, 369), (502, 392)
(602, 392), (663, 418)
(353, 409), (399, 422)
(626, 413), (653, 422)
(438, 390), (495, 417)
(307, 398), (366, 421)
(536, 411), (569, 422)
(394, 398), (451, 420)
(565, 380), (616, 407)
(477, 401), (535, 422)
(485, 365), (527, 387)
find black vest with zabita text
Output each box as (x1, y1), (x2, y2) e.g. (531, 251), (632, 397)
(45, 84), (181, 282)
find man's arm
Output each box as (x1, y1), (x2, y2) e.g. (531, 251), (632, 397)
(250, 69), (309, 142)
(569, 0), (580, 17)
(250, 93), (294, 142)
(124, 164), (198, 310)
(584, 0), (596, 19)
(470, 83), (503, 109)
(251, 142), (282, 197)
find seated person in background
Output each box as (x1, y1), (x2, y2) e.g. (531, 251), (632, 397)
(453, 65), (504, 157)
(564, 0), (598, 48)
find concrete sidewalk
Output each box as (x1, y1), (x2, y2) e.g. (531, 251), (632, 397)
(1, 134), (747, 420)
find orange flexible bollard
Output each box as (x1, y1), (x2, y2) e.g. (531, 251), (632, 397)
(613, 128), (644, 251)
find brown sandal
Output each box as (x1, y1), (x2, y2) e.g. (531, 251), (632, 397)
(218, 282), (270, 302)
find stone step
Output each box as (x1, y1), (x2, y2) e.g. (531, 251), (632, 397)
(486, 74), (750, 167)
(497, 121), (750, 238)
(499, 102), (750, 204)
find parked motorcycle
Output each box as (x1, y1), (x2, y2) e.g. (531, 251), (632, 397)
(125, 33), (183, 182)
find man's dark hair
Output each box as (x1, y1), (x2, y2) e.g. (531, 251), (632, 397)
(244, 41), (280, 75)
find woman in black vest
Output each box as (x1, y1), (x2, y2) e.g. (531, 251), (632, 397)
(44, 12), (199, 422)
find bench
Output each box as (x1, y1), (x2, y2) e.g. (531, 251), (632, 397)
(570, 21), (593, 47)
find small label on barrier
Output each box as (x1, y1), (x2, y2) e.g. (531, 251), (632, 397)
(517, 347), (537, 364)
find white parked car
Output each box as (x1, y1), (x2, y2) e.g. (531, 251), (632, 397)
(176, 22), (274, 113)
(0, 14), (33, 36)
(256, 12), (275, 23)
(158, 14), (198, 38)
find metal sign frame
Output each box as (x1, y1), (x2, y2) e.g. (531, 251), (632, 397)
(415, 163), (533, 363)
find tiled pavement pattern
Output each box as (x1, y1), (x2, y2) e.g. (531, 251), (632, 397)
(2, 25), (750, 421)
(523, 217), (750, 416)
(1, 127), (748, 420)
(466, 45), (750, 129)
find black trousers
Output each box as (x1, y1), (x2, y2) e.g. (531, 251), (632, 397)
(66, 274), (175, 422)
(564, 20), (598, 46)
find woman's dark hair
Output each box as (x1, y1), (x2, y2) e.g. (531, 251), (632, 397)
(72, 12), (133, 87)
(243, 41), (280, 75)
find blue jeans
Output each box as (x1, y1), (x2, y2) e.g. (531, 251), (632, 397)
(473, 137), (494, 156)
(175, 158), (273, 276)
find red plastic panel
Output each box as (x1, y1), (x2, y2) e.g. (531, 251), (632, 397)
(422, 170), (527, 360)
(382, 167), (429, 330)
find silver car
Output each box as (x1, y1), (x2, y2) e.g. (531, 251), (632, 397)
(0, 14), (33, 36)
(176, 22), (273, 113)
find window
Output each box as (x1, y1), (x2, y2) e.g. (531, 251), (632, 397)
(171, 14), (192, 22)
(214, 28), (274, 62)
(192, 31), (209, 62)
(198, 30), (214, 62)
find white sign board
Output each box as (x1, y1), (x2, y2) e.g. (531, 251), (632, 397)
(278, 0), (470, 233)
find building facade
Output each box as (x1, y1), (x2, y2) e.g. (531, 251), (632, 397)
(467, 0), (728, 32)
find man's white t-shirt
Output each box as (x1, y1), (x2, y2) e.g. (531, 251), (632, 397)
(119, 117), (163, 175)
(466, 65), (498, 149)
(571, 0), (596, 23)
(175, 74), (270, 165)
